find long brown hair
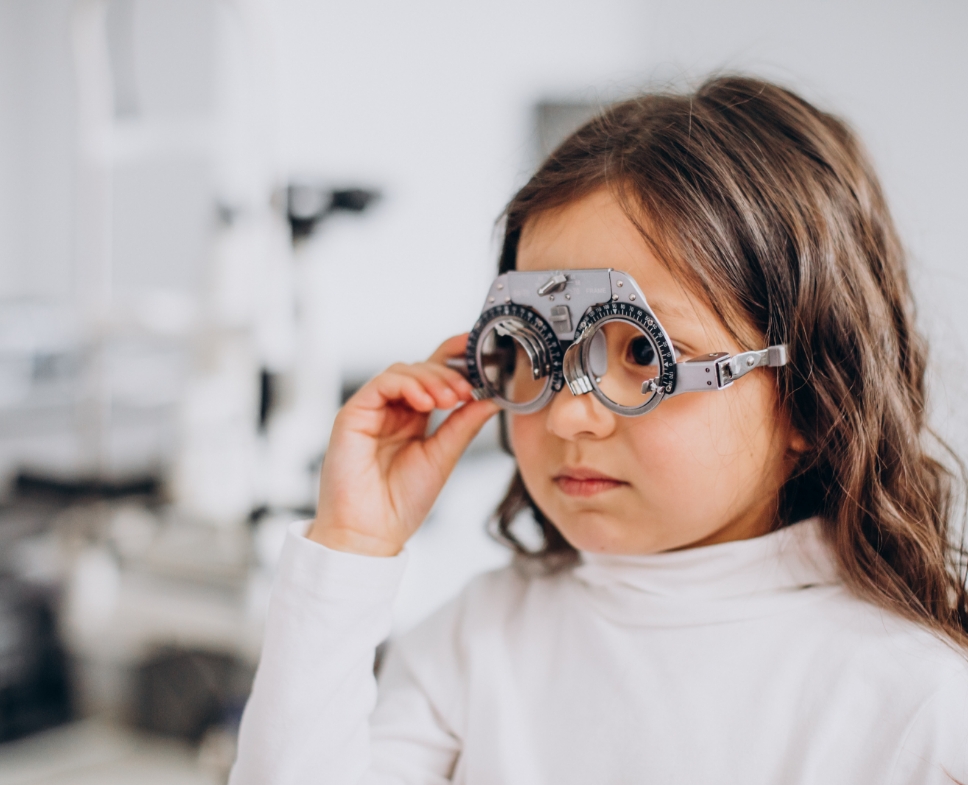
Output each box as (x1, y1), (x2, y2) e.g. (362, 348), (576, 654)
(491, 75), (968, 647)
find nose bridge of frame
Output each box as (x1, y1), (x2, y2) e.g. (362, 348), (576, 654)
(562, 326), (609, 395)
(563, 334), (594, 395)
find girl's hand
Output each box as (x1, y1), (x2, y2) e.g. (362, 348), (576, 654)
(308, 334), (499, 557)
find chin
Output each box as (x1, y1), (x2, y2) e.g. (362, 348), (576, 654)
(551, 513), (644, 555)
(553, 512), (686, 555)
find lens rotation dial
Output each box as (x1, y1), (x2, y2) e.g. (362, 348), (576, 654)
(465, 304), (564, 414)
(564, 301), (677, 416)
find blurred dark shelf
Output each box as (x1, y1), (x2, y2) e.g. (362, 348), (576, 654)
(14, 472), (161, 503)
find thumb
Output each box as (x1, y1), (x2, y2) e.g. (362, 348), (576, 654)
(421, 399), (499, 478)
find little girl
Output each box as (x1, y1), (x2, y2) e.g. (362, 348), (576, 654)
(230, 77), (968, 784)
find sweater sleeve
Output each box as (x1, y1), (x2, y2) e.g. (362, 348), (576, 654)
(229, 520), (456, 785)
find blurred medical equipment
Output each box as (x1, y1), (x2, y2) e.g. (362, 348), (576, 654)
(285, 184), (380, 241)
(0, 0), (379, 758)
(0, 572), (72, 742)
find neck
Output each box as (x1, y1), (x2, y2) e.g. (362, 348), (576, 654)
(668, 496), (779, 553)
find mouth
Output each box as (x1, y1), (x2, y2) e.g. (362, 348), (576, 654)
(553, 467), (628, 497)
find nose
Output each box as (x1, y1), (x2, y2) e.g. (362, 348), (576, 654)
(545, 387), (617, 441)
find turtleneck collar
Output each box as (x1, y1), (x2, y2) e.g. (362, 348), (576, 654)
(571, 518), (842, 627)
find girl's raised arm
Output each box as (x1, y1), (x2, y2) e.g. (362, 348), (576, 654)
(229, 336), (497, 784)
(311, 334), (498, 557)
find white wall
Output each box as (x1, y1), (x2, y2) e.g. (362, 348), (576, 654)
(0, 0), (76, 300)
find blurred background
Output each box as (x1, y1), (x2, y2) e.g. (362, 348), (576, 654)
(0, 0), (965, 782)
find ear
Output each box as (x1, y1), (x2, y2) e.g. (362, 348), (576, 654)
(787, 427), (809, 456)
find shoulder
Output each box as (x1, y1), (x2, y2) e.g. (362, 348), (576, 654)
(807, 587), (968, 767)
(795, 583), (967, 695)
(888, 653), (968, 784)
(392, 559), (571, 660)
(818, 589), (968, 683)
(384, 559), (574, 685)
(376, 561), (569, 729)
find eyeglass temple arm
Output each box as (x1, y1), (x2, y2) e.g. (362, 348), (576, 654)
(648, 345), (788, 397)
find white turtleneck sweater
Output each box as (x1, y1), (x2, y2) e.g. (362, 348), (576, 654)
(229, 518), (968, 784)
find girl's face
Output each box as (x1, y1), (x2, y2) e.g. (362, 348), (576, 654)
(510, 189), (803, 554)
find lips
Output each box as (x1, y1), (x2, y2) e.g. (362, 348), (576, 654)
(553, 467), (627, 497)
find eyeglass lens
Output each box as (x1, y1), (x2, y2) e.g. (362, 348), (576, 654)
(589, 320), (660, 408)
(479, 323), (549, 405)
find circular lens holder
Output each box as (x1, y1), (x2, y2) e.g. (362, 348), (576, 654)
(465, 303), (564, 414)
(567, 301), (677, 416)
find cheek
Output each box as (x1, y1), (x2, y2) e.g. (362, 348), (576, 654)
(508, 412), (565, 510)
(638, 380), (787, 509)
(508, 413), (551, 468)
(623, 410), (712, 488)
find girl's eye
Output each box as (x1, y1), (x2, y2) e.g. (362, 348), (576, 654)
(627, 336), (656, 366)
(624, 338), (684, 365)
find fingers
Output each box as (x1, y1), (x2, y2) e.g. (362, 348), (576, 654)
(351, 360), (474, 415)
(429, 333), (469, 365)
(422, 397), (500, 478)
(388, 362), (473, 410)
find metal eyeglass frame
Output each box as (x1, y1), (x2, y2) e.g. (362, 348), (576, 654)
(448, 268), (788, 417)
